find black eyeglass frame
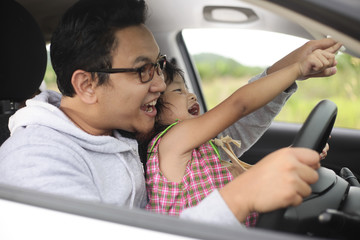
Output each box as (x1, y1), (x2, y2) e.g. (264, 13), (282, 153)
(92, 55), (167, 83)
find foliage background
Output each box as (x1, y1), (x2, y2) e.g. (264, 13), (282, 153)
(194, 53), (360, 129)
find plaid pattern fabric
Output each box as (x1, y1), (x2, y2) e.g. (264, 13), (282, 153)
(246, 212), (259, 227)
(145, 130), (258, 227)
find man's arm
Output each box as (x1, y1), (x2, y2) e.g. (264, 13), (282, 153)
(180, 189), (243, 227)
(180, 148), (320, 226)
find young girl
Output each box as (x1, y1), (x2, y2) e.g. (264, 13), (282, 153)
(145, 46), (339, 227)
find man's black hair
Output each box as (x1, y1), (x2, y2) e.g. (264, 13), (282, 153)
(50, 0), (148, 96)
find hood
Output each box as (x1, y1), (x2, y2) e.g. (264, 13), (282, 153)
(8, 90), (135, 154)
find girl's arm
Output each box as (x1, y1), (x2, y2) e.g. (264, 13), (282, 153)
(161, 44), (340, 160)
(219, 71), (297, 160)
(267, 38), (340, 77)
(220, 38), (341, 159)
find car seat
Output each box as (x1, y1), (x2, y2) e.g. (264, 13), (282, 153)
(0, 0), (47, 145)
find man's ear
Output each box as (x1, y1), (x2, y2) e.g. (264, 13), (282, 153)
(71, 70), (97, 104)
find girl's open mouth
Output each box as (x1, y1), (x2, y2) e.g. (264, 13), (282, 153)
(188, 103), (200, 116)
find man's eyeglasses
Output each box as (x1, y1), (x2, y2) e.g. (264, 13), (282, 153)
(92, 55), (167, 83)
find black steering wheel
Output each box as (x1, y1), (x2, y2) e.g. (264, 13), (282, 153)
(255, 100), (359, 237)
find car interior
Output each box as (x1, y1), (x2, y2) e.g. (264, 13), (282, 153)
(1, 0), (360, 239)
(1, 0), (47, 145)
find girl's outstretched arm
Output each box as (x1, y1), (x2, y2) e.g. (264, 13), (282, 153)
(268, 38), (340, 77)
(221, 39), (341, 160)
(161, 43), (341, 160)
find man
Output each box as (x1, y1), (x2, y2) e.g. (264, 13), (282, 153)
(0, 0), (337, 226)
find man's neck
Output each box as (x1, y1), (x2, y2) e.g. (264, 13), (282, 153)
(60, 96), (112, 136)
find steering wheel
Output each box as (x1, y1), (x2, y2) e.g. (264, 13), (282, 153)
(255, 100), (351, 236)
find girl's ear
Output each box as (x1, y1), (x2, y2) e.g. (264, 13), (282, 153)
(71, 70), (97, 104)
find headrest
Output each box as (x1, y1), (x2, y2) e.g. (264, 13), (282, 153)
(1, 0), (47, 102)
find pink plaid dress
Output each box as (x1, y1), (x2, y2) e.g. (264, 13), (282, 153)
(145, 123), (258, 227)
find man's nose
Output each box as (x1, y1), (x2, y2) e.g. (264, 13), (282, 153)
(150, 73), (166, 92)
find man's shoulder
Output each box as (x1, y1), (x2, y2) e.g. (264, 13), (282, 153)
(0, 124), (77, 157)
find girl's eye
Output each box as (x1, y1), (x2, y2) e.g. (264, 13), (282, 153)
(173, 89), (182, 93)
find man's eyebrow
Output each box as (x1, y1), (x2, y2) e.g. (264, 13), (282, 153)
(134, 53), (161, 64)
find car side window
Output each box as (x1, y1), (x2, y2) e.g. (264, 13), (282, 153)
(182, 29), (360, 130)
(41, 44), (58, 92)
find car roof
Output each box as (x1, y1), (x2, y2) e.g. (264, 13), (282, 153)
(17, 0), (360, 57)
(14, 0), (315, 41)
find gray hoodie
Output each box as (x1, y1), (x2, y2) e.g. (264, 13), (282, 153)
(0, 90), (147, 208)
(0, 72), (296, 226)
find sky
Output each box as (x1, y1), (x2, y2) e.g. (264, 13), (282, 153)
(182, 29), (309, 67)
